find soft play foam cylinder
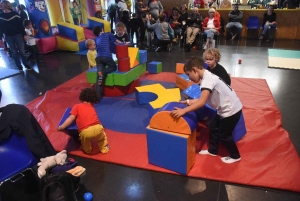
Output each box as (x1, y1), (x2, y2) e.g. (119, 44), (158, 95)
(150, 102), (198, 135)
(118, 57), (130, 72)
(116, 44), (129, 59)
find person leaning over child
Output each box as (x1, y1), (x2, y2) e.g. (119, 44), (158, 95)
(93, 26), (122, 100)
(171, 56), (242, 164)
(203, 48), (231, 86)
(58, 88), (109, 154)
(24, 19), (43, 63)
(85, 39), (97, 69)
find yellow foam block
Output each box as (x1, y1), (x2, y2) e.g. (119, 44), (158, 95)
(88, 17), (111, 33)
(56, 35), (79, 52)
(166, 88), (181, 100)
(135, 84), (180, 109)
(57, 22), (85, 41)
(128, 47), (139, 68)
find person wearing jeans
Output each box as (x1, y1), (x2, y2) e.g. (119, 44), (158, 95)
(225, 4), (243, 40)
(0, 1), (31, 70)
(202, 8), (220, 49)
(259, 6), (276, 42)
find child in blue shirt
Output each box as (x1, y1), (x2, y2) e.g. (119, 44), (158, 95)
(92, 26), (121, 100)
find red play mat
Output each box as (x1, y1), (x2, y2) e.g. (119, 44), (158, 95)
(26, 72), (300, 193)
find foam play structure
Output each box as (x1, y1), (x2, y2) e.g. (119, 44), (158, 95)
(135, 84), (180, 118)
(86, 45), (147, 96)
(146, 102), (197, 175)
(60, 45), (147, 136)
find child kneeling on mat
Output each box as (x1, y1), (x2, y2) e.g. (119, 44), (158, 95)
(171, 56), (242, 164)
(58, 88), (109, 154)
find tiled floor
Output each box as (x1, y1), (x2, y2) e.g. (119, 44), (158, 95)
(1, 38), (300, 200)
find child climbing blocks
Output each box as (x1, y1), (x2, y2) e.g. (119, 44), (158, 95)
(148, 61), (162, 74)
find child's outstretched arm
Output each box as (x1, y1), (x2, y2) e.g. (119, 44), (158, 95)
(58, 114), (76, 131)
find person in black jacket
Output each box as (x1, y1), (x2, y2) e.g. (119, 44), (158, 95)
(16, 4), (28, 23)
(225, 4), (243, 40)
(259, 5), (276, 42)
(0, 1), (31, 71)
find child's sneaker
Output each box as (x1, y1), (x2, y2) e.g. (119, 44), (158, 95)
(199, 150), (217, 156)
(221, 156), (241, 164)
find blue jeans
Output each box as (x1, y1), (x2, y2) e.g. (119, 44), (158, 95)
(226, 22), (243, 37)
(204, 29), (218, 42)
(5, 34), (29, 69)
(95, 56), (117, 98)
(262, 23), (276, 38)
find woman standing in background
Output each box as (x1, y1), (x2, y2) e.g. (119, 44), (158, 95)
(147, 0), (163, 20)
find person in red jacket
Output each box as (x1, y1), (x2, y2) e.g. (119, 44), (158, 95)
(202, 8), (220, 50)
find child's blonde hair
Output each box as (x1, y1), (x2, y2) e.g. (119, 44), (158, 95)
(85, 39), (95, 48)
(203, 48), (221, 63)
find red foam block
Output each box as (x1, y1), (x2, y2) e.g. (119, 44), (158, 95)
(118, 57), (130, 72)
(103, 78), (140, 97)
(116, 44), (128, 59)
(35, 36), (58, 54)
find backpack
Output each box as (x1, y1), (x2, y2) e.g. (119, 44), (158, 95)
(41, 172), (79, 201)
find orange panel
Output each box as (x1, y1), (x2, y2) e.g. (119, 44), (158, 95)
(150, 111), (193, 135)
(176, 63), (185, 74)
(187, 129), (196, 173)
(175, 75), (193, 90)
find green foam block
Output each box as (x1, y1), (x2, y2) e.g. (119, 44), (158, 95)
(85, 68), (114, 86)
(113, 63), (146, 86)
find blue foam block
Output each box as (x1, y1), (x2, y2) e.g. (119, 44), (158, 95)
(232, 112), (247, 142)
(183, 84), (201, 99)
(146, 127), (195, 175)
(0, 132), (38, 182)
(87, 19), (104, 30)
(139, 50), (147, 64)
(148, 61), (162, 74)
(79, 40), (87, 51)
(135, 91), (158, 105)
(178, 74), (191, 81)
(58, 108), (79, 139)
(57, 24), (77, 41)
(148, 106), (159, 119)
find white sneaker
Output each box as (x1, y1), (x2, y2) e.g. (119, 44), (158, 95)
(221, 156), (241, 164)
(199, 150), (217, 156)
(203, 45), (207, 50)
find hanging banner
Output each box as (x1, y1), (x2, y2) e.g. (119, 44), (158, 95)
(25, 0), (52, 38)
(93, 0), (102, 12)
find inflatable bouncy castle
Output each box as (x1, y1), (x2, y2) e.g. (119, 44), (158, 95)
(24, 0), (109, 53)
